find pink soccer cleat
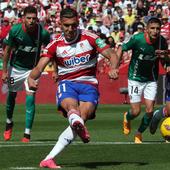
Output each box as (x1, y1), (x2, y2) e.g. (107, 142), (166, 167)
(72, 121), (90, 143)
(4, 129), (13, 141)
(21, 137), (30, 143)
(21, 133), (30, 143)
(39, 159), (61, 169)
(4, 122), (13, 141)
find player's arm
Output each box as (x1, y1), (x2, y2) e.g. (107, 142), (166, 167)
(51, 59), (59, 83)
(100, 48), (119, 79)
(116, 45), (124, 64)
(2, 45), (12, 83)
(28, 57), (50, 90)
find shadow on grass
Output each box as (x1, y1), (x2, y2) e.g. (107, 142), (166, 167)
(64, 161), (148, 169)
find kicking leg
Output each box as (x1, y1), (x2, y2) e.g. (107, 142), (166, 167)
(40, 126), (77, 168)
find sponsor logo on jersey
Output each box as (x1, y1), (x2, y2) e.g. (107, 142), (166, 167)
(95, 38), (106, 48)
(64, 54), (90, 67)
(18, 46), (37, 52)
(62, 50), (68, 55)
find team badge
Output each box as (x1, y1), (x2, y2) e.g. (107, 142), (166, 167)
(96, 38), (106, 48)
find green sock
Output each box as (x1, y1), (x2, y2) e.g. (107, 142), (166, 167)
(138, 113), (152, 133)
(26, 95), (35, 129)
(126, 111), (136, 121)
(6, 92), (17, 119)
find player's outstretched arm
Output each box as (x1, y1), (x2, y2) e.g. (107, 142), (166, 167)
(116, 45), (124, 64)
(28, 57), (50, 90)
(101, 48), (119, 79)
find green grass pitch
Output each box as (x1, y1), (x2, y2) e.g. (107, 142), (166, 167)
(0, 104), (169, 170)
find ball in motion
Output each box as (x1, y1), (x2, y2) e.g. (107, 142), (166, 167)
(160, 117), (170, 141)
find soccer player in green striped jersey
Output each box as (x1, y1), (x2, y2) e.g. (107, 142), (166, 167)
(117, 17), (169, 143)
(1, 6), (50, 142)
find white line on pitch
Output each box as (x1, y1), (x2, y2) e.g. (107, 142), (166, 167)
(10, 167), (38, 169)
(0, 141), (168, 148)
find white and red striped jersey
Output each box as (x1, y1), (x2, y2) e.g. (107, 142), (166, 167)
(161, 23), (170, 41)
(42, 29), (109, 86)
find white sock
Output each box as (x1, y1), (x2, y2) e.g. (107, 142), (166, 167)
(6, 118), (12, 124)
(24, 128), (31, 134)
(44, 126), (77, 160)
(68, 109), (84, 126)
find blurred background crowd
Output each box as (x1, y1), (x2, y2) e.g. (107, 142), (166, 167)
(0, 0), (170, 73)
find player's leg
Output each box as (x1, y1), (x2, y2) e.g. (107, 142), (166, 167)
(40, 126), (77, 168)
(60, 97), (90, 143)
(150, 102), (170, 134)
(123, 80), (142, 135)
(4, 91), (17, 141)
(39, 99), (80, 169)
(4, 66), (23, 141)
(135, 81), (157, 143)
(57, 81), (90, 142)
(135, 99), (154, 143)
(150, 76), (170, 134)
(39, 82), (98, 168)
(21, 71), (36, 142)
(77, 82), (99, 142)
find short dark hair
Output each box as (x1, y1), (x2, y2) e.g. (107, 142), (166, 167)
(60, 7), (78, 19)
(147, 17), (161, 26)
(24, 6), (37, 16)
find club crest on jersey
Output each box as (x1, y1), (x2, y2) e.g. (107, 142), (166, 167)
(64, 54), (90, 67)
(96, 38), (106, 48)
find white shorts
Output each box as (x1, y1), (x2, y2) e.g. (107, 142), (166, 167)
(8, 66), (35, 93)
(128, 80), (157, 103)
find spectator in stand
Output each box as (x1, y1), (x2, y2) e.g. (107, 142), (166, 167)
(0, 10), (4, 30)
(124, 5), (136, 29)
(3, 5), (16, 23)
(88, 0), (101, 15)
(136, 0), (148, 17)
(161, 14), (170, 48)
(155, 4), (163, 19)
(133, 24), (145, 34)
(110, 20), (121, 44)
(143, 6), (156, 24)
(47, 26), (55, 41)
(63, 0), (77, 8)
(114, 6), (124, 20)
(16, 0), (29, 9)
(48, 0), (62, 15)
(163, 0), (170, 21)
(106, 36), (115, 48)
(37, 4), (46, 26)
(89, 15), (110, 36)
(0, 18), (11, 44)
(131, 15), (145, 33)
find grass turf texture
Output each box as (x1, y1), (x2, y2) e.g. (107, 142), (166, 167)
(0, 104), (169, 170)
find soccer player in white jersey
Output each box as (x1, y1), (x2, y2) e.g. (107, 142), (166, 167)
(28, 7), (119, 169)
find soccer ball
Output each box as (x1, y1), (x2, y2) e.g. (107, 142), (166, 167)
(160, 117), (170, 141)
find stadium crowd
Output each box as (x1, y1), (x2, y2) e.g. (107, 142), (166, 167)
(0, 0), (170, 71)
